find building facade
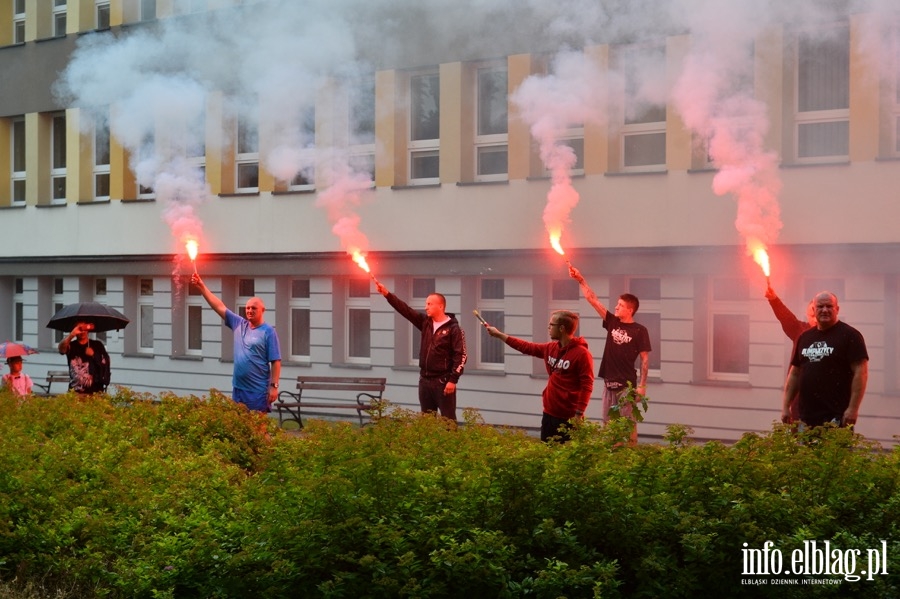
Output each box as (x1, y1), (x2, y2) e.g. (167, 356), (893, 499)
(1, 0), (899, 445)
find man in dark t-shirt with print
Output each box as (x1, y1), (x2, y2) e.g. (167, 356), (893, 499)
(782, 291), (868, 428)
(570, 266), (651, 444)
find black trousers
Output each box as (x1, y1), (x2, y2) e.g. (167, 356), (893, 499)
(418, 376), (457, 421)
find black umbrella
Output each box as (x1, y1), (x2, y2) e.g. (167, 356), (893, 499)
(47, 302), (130, 333)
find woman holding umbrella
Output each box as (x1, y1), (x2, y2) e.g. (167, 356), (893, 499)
(58, 322), (111, 394)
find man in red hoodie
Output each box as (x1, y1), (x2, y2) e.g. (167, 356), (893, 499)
(484, 310), (594, 442)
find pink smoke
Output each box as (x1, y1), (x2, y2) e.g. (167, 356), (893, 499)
(315, 157), (374, 268)
(511, 51), (606, 250)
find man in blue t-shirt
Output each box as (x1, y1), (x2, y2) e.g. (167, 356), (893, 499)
(192, 273), (282, 412)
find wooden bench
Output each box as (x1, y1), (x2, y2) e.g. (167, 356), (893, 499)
(33, 370), (70, 396)
(274, 376), (387, 429)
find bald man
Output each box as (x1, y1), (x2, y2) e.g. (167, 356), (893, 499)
(192, 273), (282, 413)
(782, 291), (868, 428)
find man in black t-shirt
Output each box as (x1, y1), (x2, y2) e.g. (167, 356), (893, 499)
(570, 266), (651, 444)
(782, 291), (868, 428)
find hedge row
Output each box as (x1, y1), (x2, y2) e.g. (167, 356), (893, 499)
(0, 388), (897, 598)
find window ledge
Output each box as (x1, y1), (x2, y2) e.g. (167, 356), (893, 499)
(35, 203), (68, 209)
(76, 199), (112, 206)
(329, 362), (374, 370)
(692, 379), (752, 389)
(526, 173), (586, 182)
(604, 169), (668, 177)
(122, 198), (156, 204)
(272, 189), (316, 196)
(122, 352), (155, 359)
(0, 204), (27, 210)
(456, 180), (509, 187)
(391, 183), (441, 190)
(219, 192), (261, 198)
(780, 160), (850, 169)
(170, 355), (203, 361)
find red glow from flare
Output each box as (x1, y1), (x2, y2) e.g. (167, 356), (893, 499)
(549, 232), (565, 256)
(185, 239), (199, 261)
(752, 246), (770, 277)
(352, 250), (370, 273)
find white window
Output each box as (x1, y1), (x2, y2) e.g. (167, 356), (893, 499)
(13, 278), (24, 343)
(140, 0), (156, 22)
(289, 279), (311, 360)
(237, 278), (255, 319)
(349, 78), (375, 184)
(136, 133), (155, 199)
(708, 277), (750, 382)
(186, 283), (203, 355)
(52, 278), (65, 344)
(795, 23), (850, 163)
(51, 114), (67, 204)
(346, 279), (371, 363)
(139, 278), (154, 352)
(476, 278), (505, 369)
(475, 64), (508, 182)
(93, 116), (110, 200)
(235, 112), (259, 192)
(619, 44), (667, 172)
(893, 27), (900, 157)
(13, 0), (25, 44)
(11, 117), (25, 204)
(96, 1), (110, 29)
(53, 0), (67, 37)
(409, 70), (440, 184)
(288, 106), (315, 191)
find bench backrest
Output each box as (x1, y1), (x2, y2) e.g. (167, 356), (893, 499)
(296, 376), (386, 395)
(46, 370), (69, 382)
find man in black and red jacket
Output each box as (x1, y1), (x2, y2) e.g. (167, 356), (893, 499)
(484, 310), (594, 442)
(376, 281), (467, 421)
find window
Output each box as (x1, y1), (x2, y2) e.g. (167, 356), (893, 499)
(552, 278), (580, 302)
(95, 278), (106, 296)
(629, 278), (662, 373)
(11, 118), (25, 204)
(94, 116), (110, 200)
(619, 44), (666, 171)
(236, 279), (255, 318)
(236, 113), (259, 192)
(409, 278), (435, 364)
(409, 71), (440, 184)
(52, 278), (65, 344)
(96, 1), (110, 29)
(289, 106), (315, 191)
(709, 277), (750, 381)
(51, 114), (66, 203)
(13, 278), (24, 342)
(893, 28), (900, 156)
(139, 278), (154, 352)
(13, 0), (25, 44)
(137, 133), (155, 198)
(475, 64), (508, 182)
(349, 78), (376, 183)
(53, 0), (66, 37)
(186, 284), (203, 354)
(346, 279), (371, 361)
(477, 279), (505, 368)
(140, 0), (156, 21)
(289, 279), (310, 360)
(795, 23), (850, 162)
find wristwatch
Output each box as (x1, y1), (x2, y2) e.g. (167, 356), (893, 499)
(270, 382), (279, 388)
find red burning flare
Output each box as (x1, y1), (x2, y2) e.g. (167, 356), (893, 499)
(185, 239), (199, 262)
(549, 231), (565, 256)
(351, 250), (370, 274)
(751, 243), (770, 278)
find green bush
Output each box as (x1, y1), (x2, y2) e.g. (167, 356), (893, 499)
(0, 389), (898, 598)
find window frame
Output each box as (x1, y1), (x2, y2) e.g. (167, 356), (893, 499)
(475, 278), (506, 370)
(474, 62), (509, 182)
(289, 278), (311, 362)
(11, 117), (25, 204)
(93, 115), (111, 200)
(408, 69), (441, 185)
(793, 22), (850, 164)
(51, 113), (67, 204)
(345, 278), (371, 364)
(707, 277), (751, 382)
(235, 112), (260, 193)
(138, 278), (154, 353)
(52, 0), (67, 37)
(13, 0), (25, 44)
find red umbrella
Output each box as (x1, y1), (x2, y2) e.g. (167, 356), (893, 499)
(0, 341), (39, 360)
